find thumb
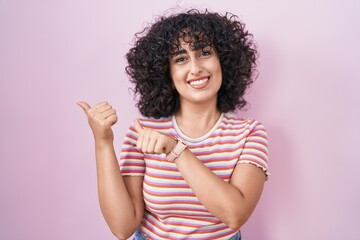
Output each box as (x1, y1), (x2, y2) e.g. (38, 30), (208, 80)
(77, 101), (91, 113)
(134, 119), (143, 133)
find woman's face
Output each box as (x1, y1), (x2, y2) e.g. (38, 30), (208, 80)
(169, 40), (222, 107)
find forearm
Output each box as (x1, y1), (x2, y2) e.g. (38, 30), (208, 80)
(95, 140), (141, 238)
(77, 101), (143, 238)
(175, 149), (253, 229)
(131, 119), (264, 229)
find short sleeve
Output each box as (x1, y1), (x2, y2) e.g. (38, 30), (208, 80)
(119, 124), (145, 176)
(237, 119), (270, 179)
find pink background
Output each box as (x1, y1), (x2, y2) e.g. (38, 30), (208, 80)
(1, 0), (359, 239)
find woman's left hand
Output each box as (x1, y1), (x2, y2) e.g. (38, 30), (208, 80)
(134, 119), (176, 155)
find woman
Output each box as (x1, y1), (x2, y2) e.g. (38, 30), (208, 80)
(78, 9), (269, 240)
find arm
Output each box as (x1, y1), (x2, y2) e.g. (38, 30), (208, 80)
(174, 150), (265, 229)
(134, 119), (267, 230)
(78, 101), (144, 240)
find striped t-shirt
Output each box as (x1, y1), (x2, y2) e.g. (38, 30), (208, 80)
(119, 112), (269, 240)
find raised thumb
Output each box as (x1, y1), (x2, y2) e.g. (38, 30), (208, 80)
(77, 101), (91, 113)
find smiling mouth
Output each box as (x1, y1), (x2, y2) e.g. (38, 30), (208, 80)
(188, 77), (209, 87)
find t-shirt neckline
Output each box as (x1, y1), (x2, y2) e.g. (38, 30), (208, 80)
(172, 113), (224, 143)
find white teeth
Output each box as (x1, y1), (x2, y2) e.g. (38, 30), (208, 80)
(189, 78), (209, 86)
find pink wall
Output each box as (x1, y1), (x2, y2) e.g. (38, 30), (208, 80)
(1, 1), (359, 239)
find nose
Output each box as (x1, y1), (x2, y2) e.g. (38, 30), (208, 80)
(190, 58), (202, 76)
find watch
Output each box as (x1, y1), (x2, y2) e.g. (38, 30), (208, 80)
(165, 136), (187, 162)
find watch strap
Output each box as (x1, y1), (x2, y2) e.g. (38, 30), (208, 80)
(166, 136), (187, 162)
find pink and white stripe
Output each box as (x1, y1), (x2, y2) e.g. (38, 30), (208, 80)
(120, 112), (269, 239)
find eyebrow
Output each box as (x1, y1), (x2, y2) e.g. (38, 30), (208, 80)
(171, 49), (186, 57)
(170, 44), (212, 58)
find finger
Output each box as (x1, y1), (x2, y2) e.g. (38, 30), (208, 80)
(163, 135), (177, 155)
(141, 129), (151, 153)
(136, 133), (143, 150)
(77, 101), (91, 113)
(93, 101), (109, 109)
(102, 109), (116, 119)
(154, 137), (167, 154)
(134, 119), (143, 134)
(147, 137), (158, 154)
(106, 114), (118, 126)
(97, 104), (112, 113)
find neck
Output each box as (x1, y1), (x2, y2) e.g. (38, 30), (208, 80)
(175, 101), (221, 138)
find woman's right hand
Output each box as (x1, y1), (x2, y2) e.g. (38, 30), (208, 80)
(77, 101), (118, 143)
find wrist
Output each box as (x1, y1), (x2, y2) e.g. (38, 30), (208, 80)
(94, 138), (114, 148)
(165, 136), (187, 162)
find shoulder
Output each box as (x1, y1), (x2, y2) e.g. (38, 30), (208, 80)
(222, 112), (266, 132)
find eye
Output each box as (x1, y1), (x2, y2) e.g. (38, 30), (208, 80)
(200, 48), (212, 57)
(200, 50), (211, 56)
(174, 56), (187, 63)
(176, 57), (185, 62)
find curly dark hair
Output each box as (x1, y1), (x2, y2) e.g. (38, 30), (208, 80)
(125, 9), (258, 118)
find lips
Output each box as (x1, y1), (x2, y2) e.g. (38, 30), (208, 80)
(188, 77), (210, 89)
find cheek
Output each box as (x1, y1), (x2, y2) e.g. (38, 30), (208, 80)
(169, 68), (177, 85)
(170, 67), (186, 84)
(212, 63), (222, 80)
(217, 64), (223, 82)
